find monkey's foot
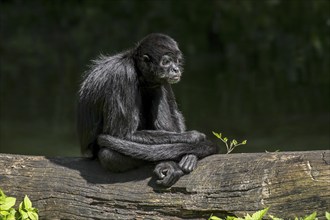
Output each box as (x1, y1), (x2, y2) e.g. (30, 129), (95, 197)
(154, 161), (184, 187)
(179, 154), (197, 173)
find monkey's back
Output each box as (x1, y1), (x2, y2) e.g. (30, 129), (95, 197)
(77, 52), (140, 157)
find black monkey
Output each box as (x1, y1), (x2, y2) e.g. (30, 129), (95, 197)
(77, 33), (217, 187)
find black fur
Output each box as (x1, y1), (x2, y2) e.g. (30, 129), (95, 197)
(77, 33), (217, 187)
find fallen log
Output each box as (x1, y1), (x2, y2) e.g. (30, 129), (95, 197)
(0, 150), (329, 219)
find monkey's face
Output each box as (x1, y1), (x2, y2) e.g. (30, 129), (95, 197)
(135, 33), (184, 86)
(137, 52), (184, 85)
(158, 54), (183, 84)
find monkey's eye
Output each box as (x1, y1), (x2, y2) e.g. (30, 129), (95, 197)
(160, 55), (172, 67)
(162, 59), (170, 66)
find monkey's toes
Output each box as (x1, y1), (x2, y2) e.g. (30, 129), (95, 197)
(179, 154), (198, 173)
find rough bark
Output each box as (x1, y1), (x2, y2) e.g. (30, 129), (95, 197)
(0, 151), (329, 220)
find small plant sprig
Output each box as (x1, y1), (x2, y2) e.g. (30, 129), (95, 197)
(0, 189), (38, 220)
(209, 207), (269, 220)
(18, 196), (38, 220)
(209, 207), (330, 220)
(212, 131), (247, 154)
(0, 189), (16, 220)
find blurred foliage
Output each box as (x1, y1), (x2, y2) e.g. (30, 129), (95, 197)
(0, 0), (329, 155)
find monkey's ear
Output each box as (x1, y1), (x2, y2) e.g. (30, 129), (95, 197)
(142, 54), (150, 62)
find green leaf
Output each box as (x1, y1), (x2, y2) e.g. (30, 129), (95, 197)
(303, 212), (317, 220)
(5, 209), (16, 220)
(0, 210), (10, 215)
(250, 207), (269, 220)
(7, 214), (16, 220)
(223, 137), (228, 142)
(0, 197), (16, 211)
(19, 209), (29, 220)
(242, 140), (247, 145)
(326, 212), (330, 220)
(0, 189), (6, 199)
(244, 213), (252, 220)
(28, 211), (39, 220)
(212, 131), (221, 139)
(8, 208), (16, 216)
(23, 196), (32, 209)
(269, 215), (283, 220)
(226, 216), (238, 220)
(18, 201), (23, 211)
(209, 215), (222, 220)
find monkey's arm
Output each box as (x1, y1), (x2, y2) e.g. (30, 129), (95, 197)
(97, 134), (217, 161)
(128, 130), (205, 144)
(163, 84), (186, 132)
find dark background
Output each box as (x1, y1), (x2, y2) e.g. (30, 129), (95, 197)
(1, 0), (329, 156)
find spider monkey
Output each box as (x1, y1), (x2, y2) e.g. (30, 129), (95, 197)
(77, 33), (217, 187)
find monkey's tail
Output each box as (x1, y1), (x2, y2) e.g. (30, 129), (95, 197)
(97, 135), (216, 161)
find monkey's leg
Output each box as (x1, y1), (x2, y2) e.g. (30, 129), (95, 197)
(98, 135), (218, 161)
(98, 147), (145, 172)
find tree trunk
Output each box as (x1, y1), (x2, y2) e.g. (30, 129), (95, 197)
(0, 150), (329, 219)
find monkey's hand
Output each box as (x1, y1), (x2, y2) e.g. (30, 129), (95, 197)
(179, 154), (198, 173)
(154, 161), (184, 187)
(186, 130), (206, 143)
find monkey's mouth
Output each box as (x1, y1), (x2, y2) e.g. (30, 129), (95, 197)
(168, 76), (181, 84)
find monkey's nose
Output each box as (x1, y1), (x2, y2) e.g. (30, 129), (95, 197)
(170, 70), (181, 79)
(172, 66), (180, 73)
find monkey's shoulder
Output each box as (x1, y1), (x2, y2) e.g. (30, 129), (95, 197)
(89, 52), (135, 79)
(79, 51), (137, 97)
